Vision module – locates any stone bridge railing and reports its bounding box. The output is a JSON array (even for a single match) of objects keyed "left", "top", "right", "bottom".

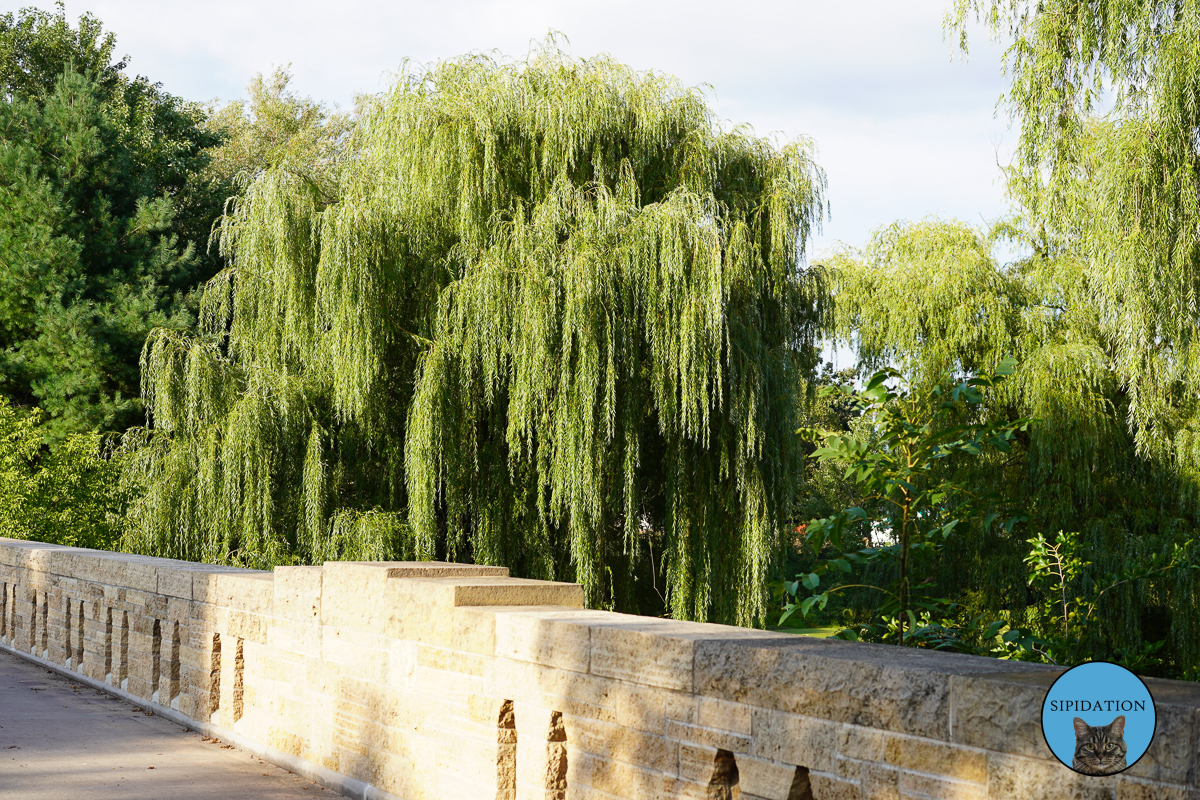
[{"left": 0, "top": 538, "right": 1196, "bottom": 799}]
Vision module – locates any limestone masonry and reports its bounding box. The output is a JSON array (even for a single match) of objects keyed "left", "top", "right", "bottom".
[{"left": 1, "top": 538, "right": 1196, "bottom": 799}]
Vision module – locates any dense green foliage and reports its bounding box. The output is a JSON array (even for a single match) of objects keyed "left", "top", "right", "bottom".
[
  {"left": 127, "top": 43, "right": 828, "bottom": 625},
  {"left": 950, "top": 0, "right": 1200, "bottom": 466},
  {"left": 0, "top": 5, "right": 226, "bottom": 437},
  {"left": 808, "top": 219, "right": 1200, "bottom": 675},
  {"left": 201, "top": 67, "right": 355, "bottom": 199},
  {"left": 0, "top": 399, "right": 125, "bottom": 548},
  {"left": 783, "top": 363, "right": 1028, "bottom": 650}
]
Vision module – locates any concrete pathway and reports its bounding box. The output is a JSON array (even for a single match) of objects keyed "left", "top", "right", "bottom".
[{"left": 0, "top": 650, "right": 344, "bottom": 799}]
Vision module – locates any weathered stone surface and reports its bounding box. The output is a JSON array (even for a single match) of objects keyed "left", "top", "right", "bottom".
[
  {"left": 697, "top": 638, "right": 962, "bottom": 739},
  {"left": 751, "top": 709, "right": 838, "bottom": 772},
  {"left": 493, "top": 608, "right": 608, "bottom": 672},
  {"left": 732, "top": 755, "right": 798, "bottom": 799},
  {"left": 898, "top": 770, "right": 986, "bottom": 800},
  {"left": 1125, "top": 685, "right": 1200, "bottom": 786},
  {"left": 810, "top": 771, "right": 860, "bottom": 800},
  {"left": 987, "top": 752, "right": 1118, "bottom": 800},
  {"left": 862, "top": 763, "right": 900, "bottom": 800},
  {"left": 1114, "top": 776, "right": 1193, "bottom": 800},
  {"left": 272, "top": 565, "right": 323, "bottom": 623},
  {"left": 449, "top": 577, "right": 584, "bottom": 608},
  {"left": 590, "top": 618, "right": 698, "bottom": 692},
  {"left": 156, "top": 566, "right": 196, "bottom": 600},
  {"left": 949, "top": 670, "right": 1061, "bottom": 760},
  {"left": 882, "top": 733, "right": 986, "bottom": 783},
  {"left": 699, "top": 696, "right": 753, "bottom": 735},
  {"left": 838, "top": 723, "right": 884, "bottom": 761}
]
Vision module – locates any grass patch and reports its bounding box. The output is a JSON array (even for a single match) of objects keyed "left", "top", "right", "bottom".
[{"left": 771, "top": 626, "right": 841, "bottom": 638}]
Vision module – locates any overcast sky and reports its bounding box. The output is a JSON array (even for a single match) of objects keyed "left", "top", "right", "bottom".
[{"left": 18, "top": 0, "right": 1015, "bottom": 263}]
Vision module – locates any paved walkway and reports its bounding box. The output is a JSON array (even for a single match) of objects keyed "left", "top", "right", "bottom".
[{"left": 0, "top": 650, "right": 343, "bottom": 799}]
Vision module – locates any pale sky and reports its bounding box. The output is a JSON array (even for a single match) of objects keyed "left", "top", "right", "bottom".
[{"left": 15, "top": 0, "right": 1015, "bottom": 265}]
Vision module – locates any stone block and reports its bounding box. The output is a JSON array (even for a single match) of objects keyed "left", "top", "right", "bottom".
[
  {"left": 449, "top": 577, "right": 583, "bottom": 608},
  {"left": 883, "top": 734, "right": 986, "bottom": 783},
  {"left": 267, "top": 726, "right": 305, "bottom": 758},
  {"left": 987, "top": 752, "right": 1117, "bottom": 800},
  {"left": 188, "top": 566, "right": 246, "bottom": 605},
  {"left": 145, "top": 594, "right": 168, "bottom": 618},
  {"left": 1125, "top": 695, "right": 1197, "bottom": 785},
  {"left": 838, "top": 723, "right": 884, "bottom": 761},
  {"left": 665, "top": 693, "right": 699, "bottom": 726},
  {"left": 273, "top": 565, "right": 323, "bottom": 622},
  {"left": 320, "top": 562, "right": 513, "bottom": 634},
  {"left": 121, "top": 559, "right": 160, "bottom": 594},
  {"left": 737, "top": 756, "right": 803, "bottom": 799},
  {"left": 494, "top": 608, "right": 609, "bottom": 672},
  {"left": 62, "top": 553, "right": 105, "bottom": 586},
  {"left": 385, "top": 640, "right": 419, "bottom": 688},
  {"left": 417, "top": 644, "right": 487, "bottom": 677},
  {"left": 835, "top": 755, "right": 863, "bottom": 781},
  {"left": 950, "top": 671, "right": 1060, "bottom": 759},
  {"left": 677, "top": 742, "right": 719, "bottom": 785},
  {"left": 125, "top": 676, "right": 151, "bottom": 700},
  {"left": 750, "top": 709, "right": 838, "bottom": 772},
  {"left": 371, "top": 750, "right": 419, "bottom": 799},
  {"left": 1115, "top": 776, "right": 1193, "bottom": 800},
  {"left": 696, "top": 637, "right": 1051, "bottom": 741},
  {"left": 571, "top": 749, "right": 642, "bottom": 797},
  {"left": 810, "top": 771, "right": 860, "bottom": 800},
  {"left": 267, "top": 617, "right": 321, "bottom": 657},
  {"left": 590, "top": 618, "right": 699, "bottom": 692},
  {"left": 166, "top": 596, "right": 191, "bottom": 623},
  {"left": 491, "top": 658, "right": 672, "bottom": 736},
  {"left": 566, "top": 715, "right": 677, "bottom": 772},
  {"left": 450, "top": 605, "right": 497, "bottom": 655},
  {"left": 156, "top": 566, "right": 196, "bottom": 600},
  {"left": 665, "top": 719, "right": 751, "bottom": 753},
  {"left": 209, "top": 571, "right": 274, "bottom": 613},
  {"left": 333, "top": 560, "right": 509, "bottom": 579},
  {"left": 698, "top": 696, "right": 753, "bottom": 736},
  {"left": 899, "top": 771, "right": 985, "bottom": 800},
  {"left": 321, "top": 564, "right": 412, "bottom": 636},
  {"left": 321, "top": 627, "right": 391, "bottom": 682},
  {"left": 225, "top": 609, "right": 268, "bottom": 644}
]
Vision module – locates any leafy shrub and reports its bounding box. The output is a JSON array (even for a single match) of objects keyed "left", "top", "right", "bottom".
[{"left": 0, "top": 399, "right": 125, "bottom": 549}]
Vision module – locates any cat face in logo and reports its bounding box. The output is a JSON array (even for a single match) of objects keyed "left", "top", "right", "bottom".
[{"left": 1072, "top": 715, "right": 1127, "bottom": 775}]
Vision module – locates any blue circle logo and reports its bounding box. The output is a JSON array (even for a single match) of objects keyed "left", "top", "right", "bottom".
[{"left": 1041, "top": 661, "right": 1156, "bottom": 775}]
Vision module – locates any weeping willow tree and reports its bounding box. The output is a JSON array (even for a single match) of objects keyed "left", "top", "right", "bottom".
[
  {"left": 909, "top": 0, "right": 1200, "bottom": 672},
  {"left": 823, "top": 218, "right": 1200, "bottom": 673},
  {"left": 124, "top": 42, "right": 827, "bottom": 626},
  {"left": 949, "top": 0, "right": 1200, "bottom": 468}
]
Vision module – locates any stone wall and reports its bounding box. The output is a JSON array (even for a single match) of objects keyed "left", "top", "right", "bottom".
[{"left": 0, "top": 537, "right": 1196, "bottom": 799}]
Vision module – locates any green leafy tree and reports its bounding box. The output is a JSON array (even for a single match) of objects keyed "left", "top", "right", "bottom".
[
  {"left": 0, "top": 398, "right": 125, "bottom": 549},
  {"left": 949, "top": 0, "right": 1200, "bottom": 468},
  {"left": 0, "top": 1, "right": 122, "bottom": 99},
  {"left": 781, "top": 362, "right": 1027, "bottom": 650},
  {"left": 822, "top": 218, "right": 1200, "bottom": 674},
  {"left": 128, "top": 42, "right": 828, "bottom": 625},
  {"left": 0, "top": 4, "right": 225, "bottom": 437},
  {"left": 1024, "top": 531, "right": 1198, "bottom": 671},
  {"left": 201, "top": 66, "right": 355, "bottom": 200}
]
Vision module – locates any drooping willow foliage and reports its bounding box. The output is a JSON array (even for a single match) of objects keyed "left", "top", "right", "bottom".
[
  {"left": 124, "top": 42, "right": 827, "bottom": 626},
  {"left": 824, "top": 218, "right": 1200, "bottom": 673},
  {"left": 950, "top": 0, "right": 1200, "bottom": 467},
  {"left": 929, "top": 0, "right": 1200, "bottom": 672}
]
